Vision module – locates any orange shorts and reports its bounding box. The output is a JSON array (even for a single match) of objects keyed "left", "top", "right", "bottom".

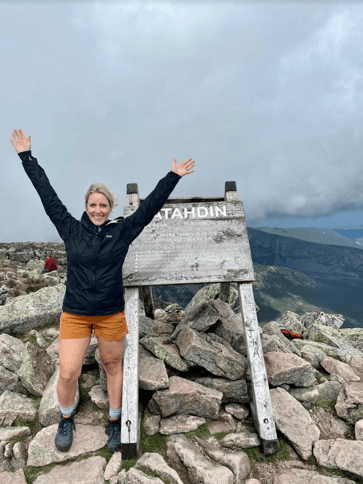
[{"left": 59, "top": 310, "right": 129, "bottom": 341}]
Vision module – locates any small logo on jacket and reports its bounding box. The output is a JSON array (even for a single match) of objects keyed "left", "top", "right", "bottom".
[{"left": 106, "top": 235, "right": 112, "bottom": 238}]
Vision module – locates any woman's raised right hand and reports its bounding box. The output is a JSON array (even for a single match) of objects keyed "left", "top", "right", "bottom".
[{"left": 10, "top": 129, "right": 31, "bottom": 154}]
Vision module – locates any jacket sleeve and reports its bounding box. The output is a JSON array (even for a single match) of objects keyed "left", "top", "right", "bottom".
[
  {"left": 18, "top": 151, "right": 75, "bottom": 243},
  {"left": 122, "top": 170, "right": 181, "bottom": 247}
]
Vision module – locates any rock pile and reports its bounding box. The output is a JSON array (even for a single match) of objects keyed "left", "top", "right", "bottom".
[{"left": 0, "top": 244, "right": 363, "bottom": 483}]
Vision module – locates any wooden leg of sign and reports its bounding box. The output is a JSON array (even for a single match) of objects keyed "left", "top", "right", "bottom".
[
  {"left": 220, "top": 282, "right": 230, "bottom": 304},
  {"left": 140, "top": 285, "right": 154, "bottom": 319},
  {"left": 121, "top": 287, "right": 140, "bottom": 459},
  {"left": 238, "top": 283, "right": 279, "bottom": 456}
]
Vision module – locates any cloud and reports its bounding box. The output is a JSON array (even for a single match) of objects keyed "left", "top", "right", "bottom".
[{"left": 71, "top": 2, "right": 239, "bottom": 64}]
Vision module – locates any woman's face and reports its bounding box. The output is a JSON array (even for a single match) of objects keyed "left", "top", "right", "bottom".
[{"left": 87, "top": 192, "right": 112, "bottom": 226}]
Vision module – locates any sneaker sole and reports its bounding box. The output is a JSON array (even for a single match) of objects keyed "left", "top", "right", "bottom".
[
  {"left": 107, "top": 443, "right": 121, "bottom": 453},
  {"left": 55, "top": 441, "right": 73, "bottom": 452}
]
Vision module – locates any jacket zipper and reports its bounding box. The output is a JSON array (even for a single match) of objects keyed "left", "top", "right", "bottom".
[{"left": 93, "top": 231, "right": 98, "bottom": 314}]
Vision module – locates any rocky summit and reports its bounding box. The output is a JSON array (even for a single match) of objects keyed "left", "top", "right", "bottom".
[{"left": 1, "top": 242, "right": 363, "bottom": 483}]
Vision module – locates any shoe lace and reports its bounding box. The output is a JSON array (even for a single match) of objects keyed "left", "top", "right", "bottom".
[
  {"left": 59, "top": 417, "right": 75, "bottom": 435},
  {"left": 109, "top": 419, "right": 120, "bottom": 439}
]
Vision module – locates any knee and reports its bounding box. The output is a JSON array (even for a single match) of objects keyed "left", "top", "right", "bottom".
[
  {"left": 102, "top": 358, "right": 122, "bottom": 375},
  {"left": 59, "top": 368, "right": 80, "bottom": 384}
]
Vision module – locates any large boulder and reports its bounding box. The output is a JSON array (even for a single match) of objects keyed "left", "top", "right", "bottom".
[
  {"left": 148, "top": 376, "right": 223, "bottom": 419},
  {"left": 314, "top": 439, "right": 363, "bottom": 480},
  {"left": 270, "top": 387, "right": 320, "bottom": 460},
  {"left": 176, "top": 328, "right": 247, "bottom": 381},
  {"left": 0, "top": 285, "right": 65, "bottom": 335},
  {"left": 264, "top": 352, "right": 316, "bottom": 387}
]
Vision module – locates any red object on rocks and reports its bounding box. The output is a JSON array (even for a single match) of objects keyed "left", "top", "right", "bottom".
[
  {"left": 281, "top": 329, "right": 304, "bottom": 340},
  {"left": 44, "top": 257, "right": 57, "bottom": 272}
]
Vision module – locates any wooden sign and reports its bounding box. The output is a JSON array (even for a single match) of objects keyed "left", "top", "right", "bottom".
[
  {"left": 122, "top": 201, "right": 254, "bottom": 286},
  {"left": 120, "top": 182, "right": 279, "bottom": 460}
]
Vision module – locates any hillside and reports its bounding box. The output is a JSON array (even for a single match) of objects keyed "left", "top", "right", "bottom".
[{"left": 256, "top": 227, "right": 363, "bottom": 249}]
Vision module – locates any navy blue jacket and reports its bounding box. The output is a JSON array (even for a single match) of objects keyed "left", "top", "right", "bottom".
[{"left": 18, "top": 150, "right": 181, "bottom": 316}]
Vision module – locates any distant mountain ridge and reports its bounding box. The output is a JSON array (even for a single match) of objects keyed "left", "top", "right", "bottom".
[
  {"left": 247, "top": 227, "right": 363, "bottom": 328},
  {"left": 255, "top": 227, "right": 363, "bottom": 249}
]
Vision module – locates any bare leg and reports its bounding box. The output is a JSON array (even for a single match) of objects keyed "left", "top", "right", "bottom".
[
  {"left": 97, "top": 337, "right": 125, "bottom": 420},
  {"left": 57, "top": 336, "right": 91, "bottom": 417}
]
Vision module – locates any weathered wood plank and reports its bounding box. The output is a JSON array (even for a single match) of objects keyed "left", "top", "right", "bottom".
[
  {"left": 123, "top": 201, "right": 254, "bottom": 286},
  {"left": 238, "top": 282, "right": 279, "bottom": 456},
  {"left": 121, "top": 287, "right": 140, "bottom": 459}
]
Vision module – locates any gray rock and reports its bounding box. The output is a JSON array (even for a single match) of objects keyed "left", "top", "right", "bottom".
[
  {"left": 190, "top": 376, "right": 249, "bottom": 403},
  {"left": 139, "top": 314, "right": 176, "bottom": 339},
  {"left": 355, "top": 419, "right": 363, "bottom": 440},
  {"left": 140, "top": 336, "right": 191, "bottom": 372},
  {"left": 166, "top": 433, "right": 234, "bottom": 484},
  {"left": 321, "top": 357, "right": 360, "bottom": 383},
  {"left": 264, "top": 352, "right": 316, "bottom": 387},
  {"left": 300, "top": 345, "right": 328, "bottom": 370},
  {"left": 307, "top": 324, "right": 343, "bottom": 348},
  {"left": 95, "top": 347, "right": 107, "bottom": 392},
  {"left": 339, "top": 328, "right": 363, "bottom": 353},
  {"left": 224, "top": 403, "right": 249, "bottom": 420},
  {"left": 219, "top": 429, "right": 260, "bottom": 449},
  {"left": 292, "top": 339, "right": 344, "bottom": 358},
  {"left": 311, "top": 407, "right": 349, "bottom": 440},
  {"left": 0, "top": 334, "right": 26, "bottom": 373},
  {"left": 270, "top": 387, "right": 320, "bottom": 460},
  {"left": 134, "top": 452, "right": 183, "bottom": 484},
  {"left": 263, "top": 321, "right": 301, "bottom": 357},
  {"left": 207, "top": 417, "right": 236, "bottom": 435},
  {"left": 317, "top": 380, "right": 343, "bottom": 404},
  {"left": 335, "top": 381, "right": 363, "bottom": 424},
  {"left": 213, "top": 311, "right": 248, "bottom": 356},
  {"left": 176, "top": 328, "right": 247, "bottom": 380},
  {"left": 139, "top": 355, "right": 169, "bottom": 391},
  {"left": 11, "top": 442, "right": 27, "bottom": 471},
  {"left": 277, "top": 311, "right": 306, "bottom": 337},
  {"left": 0, "top": 284, "right": 66, "bottom": 335},
  {"left": 0, "top": 365, "right": 22, "bottom": 394},
  {"left": 159, "top": 414, "right": 206, "bottom": 435},
  {"left": 142, "top": 408, "right": 161, "bottom": 436},
  {"left": 0, "top": 468, "right": 27, "bottom": 484},
  {"left": 0, "top": 390, "right": 37, "bottom": 426},
  {"left": 148, "top": 376, "right": 222, "bottom": 419},
  {"left": 171, "top": 301, "right": 221, "bottom": 339},
  {"left": 33, "top": 455, "right": 107, "bottom": 484},
  {"left": 83, "top": 335, "right": 99, "bottom": 365},
  {"left": 184, "top": 283, "right": 238, "bottom": 312},
  {"left": 104, "top": 452, "right": 122, "bottom": 482},
  {"left": 289, "top": 386, "right": 319, "bottom": 409},
  {"left": 27, "top": 424, "right": 108, "bottom": 467},
  {"left": 124, "top": 467, "right": 165, "bottom": 483},
  {"left": 262, "top": 334, "right": 298, "bottom": 356},
  {"left": 314, "top": 439, "right": 363, "bottom": 480},
  {"left": 301, "top": 312, "right": 345, "bottom": 330},
  {"left": 194, "top": 435, "right": 251, "bottom": 482},
  {"left": 89, "top": 385, "right": 109, "bottom": 409},
  {"left": 0, "top": 427, "right": 31, "bottom": 442},
  {"left": 17, "top": 342, "right": 55, "bottom": 398}
]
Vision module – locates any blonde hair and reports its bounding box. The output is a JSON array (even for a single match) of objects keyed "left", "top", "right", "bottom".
[{"left": 85, "top": 183, "right": 119, "bottom": 216}]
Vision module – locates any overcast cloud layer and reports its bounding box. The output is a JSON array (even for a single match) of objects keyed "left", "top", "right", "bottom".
[{"left": 2, "top": 1, "right": 363, "bottom": 243}]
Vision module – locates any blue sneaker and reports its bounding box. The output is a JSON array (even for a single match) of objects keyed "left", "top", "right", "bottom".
[
  {"left": 108, "top": 415, "right": 121, "bottom": 453},
  {"left": 55, "top": 412, "right": 76, "bottom": 452}
]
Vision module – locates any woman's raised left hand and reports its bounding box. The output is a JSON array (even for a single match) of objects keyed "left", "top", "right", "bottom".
[{"left": 171, "top": 158, "right": 195, "bottom": 177}]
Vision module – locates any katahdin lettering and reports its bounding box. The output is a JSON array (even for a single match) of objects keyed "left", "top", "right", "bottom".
[{"left": 154, "top": 205, "right": 227, "bottom": 219}]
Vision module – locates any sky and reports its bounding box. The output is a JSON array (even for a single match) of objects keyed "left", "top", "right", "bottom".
[{"left": 2, "top": 0, "right": 363, "bottom": 243}]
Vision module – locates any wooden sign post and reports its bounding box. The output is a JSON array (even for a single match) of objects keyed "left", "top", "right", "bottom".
[{"left": 121, "top": 180, "right": 279, "bottom": 459}]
